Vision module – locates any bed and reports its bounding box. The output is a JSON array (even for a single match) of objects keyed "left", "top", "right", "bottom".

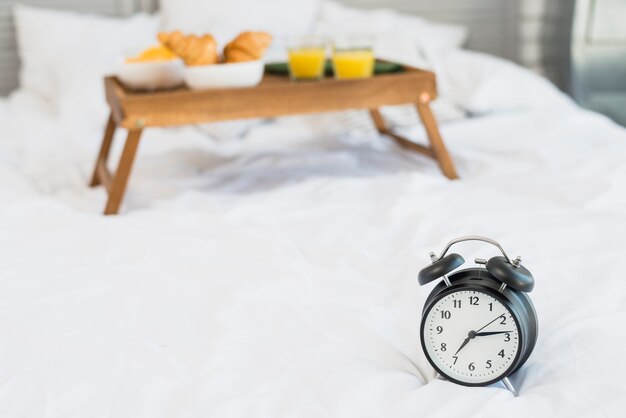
[{"left": 1, "top": 1, "right": 625, "bottom": 417}]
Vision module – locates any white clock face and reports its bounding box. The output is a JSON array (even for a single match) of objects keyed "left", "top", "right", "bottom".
[{"left": 422, "top": 289, "right": 520, "bottom": 384}]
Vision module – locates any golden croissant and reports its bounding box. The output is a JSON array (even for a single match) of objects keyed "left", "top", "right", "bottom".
[
  {"left": 224, "top": 32, "right": 273, "bottom": 63},
  {"left": 158, "top": 31, "right": 218, "bottom": 66}
]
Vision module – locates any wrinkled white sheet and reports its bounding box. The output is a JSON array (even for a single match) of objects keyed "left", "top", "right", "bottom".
[{"left": 1, "top": 80, "right": 626, "bottom": 418}]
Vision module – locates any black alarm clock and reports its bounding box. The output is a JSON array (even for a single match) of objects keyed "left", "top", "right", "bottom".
[{"left": 417, "top": 236, "right": 537, "bottom": 396}]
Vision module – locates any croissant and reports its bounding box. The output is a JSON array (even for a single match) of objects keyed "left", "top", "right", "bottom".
[
  {"left": 158, "top": 31, "right": 218, "bottom": 66},
  {"left": 224, "top": 31, "right": 273, "bottom": 63}
]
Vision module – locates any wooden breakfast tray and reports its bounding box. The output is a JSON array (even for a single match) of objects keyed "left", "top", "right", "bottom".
[{"left": 91, "top": 62, "right": 458, "bottom": 214}]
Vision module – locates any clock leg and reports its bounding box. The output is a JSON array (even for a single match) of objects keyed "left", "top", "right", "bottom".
[{"left": 502, "top": 376, "right": 518, "bottom": 397}]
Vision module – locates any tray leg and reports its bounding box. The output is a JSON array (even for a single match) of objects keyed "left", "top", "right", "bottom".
[
  {"left": 369, "top": 109, "right": 435, "bottom": 158},
  {"left": 415, "top": 94, "right": 459, "bottom": 180},
  {"left": 370, "top": 100, "right": 458, "bottom": 179},
  {"left": 90, "top": 113, "right": 116, "bottom": 187},
  {"left": 104, "top": 129, "right": 143, "bottom": 215}
]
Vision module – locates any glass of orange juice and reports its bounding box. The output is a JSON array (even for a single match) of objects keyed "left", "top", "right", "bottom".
[
  {"left": 331, "top": 36, "right": 375, "bottom": 80},
  {"left": 287, "top": 36, "right": 327, "bottom": 81}
]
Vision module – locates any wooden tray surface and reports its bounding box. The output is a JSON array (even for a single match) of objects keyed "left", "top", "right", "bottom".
[{"left": 106, "top": 63, "right": 437, "bottom": 129}]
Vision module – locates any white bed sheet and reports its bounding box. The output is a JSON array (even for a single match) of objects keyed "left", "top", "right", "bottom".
[{"left": 1, "top": 66, "right": 626, "bottom": 417}]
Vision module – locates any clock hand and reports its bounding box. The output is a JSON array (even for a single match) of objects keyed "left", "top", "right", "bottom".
[
  {"left": 475, "top": 330, "right": 513, "bottom": 337},
  {"left": 475, "top": 314, "right": 506, "bottom": 333},
  {"left": 454, "top": 330, "right": 477, "bottom": 356},
  {"left": 451, "top": 316, "right": 509, "bottom": 357}
]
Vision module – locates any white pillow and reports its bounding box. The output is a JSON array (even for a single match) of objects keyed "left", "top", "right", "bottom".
[
  {"left": 314, "top": 1, "right": 468, "bottom": 66},
  {"left": 13, "top": 4, "right": 159, "bottom": 105},
  {"left": 160, "top": 0, "right": 321, "bottom": 48},
  {"left": 431, "top": 49, "right": 574, "bottom": 114}
]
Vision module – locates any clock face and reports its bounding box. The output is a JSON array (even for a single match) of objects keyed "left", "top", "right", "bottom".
[{"left": 422, "top": 289, "right": 521, "bottom": 385}]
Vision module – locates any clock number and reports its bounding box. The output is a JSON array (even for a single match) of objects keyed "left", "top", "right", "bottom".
[
  {"left": 441, "top": 310, "right": 451, "bottom": 319},
  {"left": 499, "top": 316, "right": 507, "bottom": 325},
  {"left": 452, "top": 356, "right": 458, "bottom": 365},
  {"left": 468, "top": 362, "right": 475, "bottom": 371},
  {"left": 441, "top": 343, "right": 447, "bottom": 351},
  {"left": 486, "top": 360, "right": 492, "bottom": 369},
  {"left": 498, "top": 349, "right": 505, "bottom": 358},
  {"left": 436, "top": 326, "right": 443, "bottom": 334},
  {"left": 469, "top": 296, "right": 479, "bottom": 306},
  {"left": 453, "top": 300, "right": 461, "bottom": 309},
  {"left": 488, "top": 302, "right": 493, "bottom": 312},
  {"left": 504, "top": 333, "right": 511, "bottom": 342}
]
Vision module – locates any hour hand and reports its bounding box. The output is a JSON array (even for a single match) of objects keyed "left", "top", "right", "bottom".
[
  {"left": 454, "top": 334, "right": 473, "bottom": 356},
  {"left": 475, "top": 330, "right": 513, "bottom": 337}
]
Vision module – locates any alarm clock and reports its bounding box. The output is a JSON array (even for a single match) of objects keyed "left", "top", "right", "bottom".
[{"left": 417, "top": 236, "right": 537, "bottom": 396}]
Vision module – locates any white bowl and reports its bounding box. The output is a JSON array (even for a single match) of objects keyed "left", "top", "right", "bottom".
[
  {"left": 117, "top": 59, "right": 184, "bottom": 90},
  {"left": 184, "top": 60, "right": 264, "bottom": 90}
]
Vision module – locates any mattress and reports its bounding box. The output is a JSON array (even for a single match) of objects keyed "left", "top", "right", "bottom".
[{"left": 0, "top": 52, "right": 625, "bottom": 417}]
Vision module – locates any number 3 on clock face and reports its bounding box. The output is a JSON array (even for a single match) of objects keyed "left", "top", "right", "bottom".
[{"left": 421, "top": 289, "right": 521, "bottom": 386}]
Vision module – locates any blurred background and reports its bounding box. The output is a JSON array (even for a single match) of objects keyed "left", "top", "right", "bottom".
[{"left": 0, "top": 0, "right": 624, "bottom": 125}]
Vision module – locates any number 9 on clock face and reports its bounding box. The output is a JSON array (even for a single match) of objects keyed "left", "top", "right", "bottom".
[{"left": 421, "top": 289, "right": 521, "bottom": 385}]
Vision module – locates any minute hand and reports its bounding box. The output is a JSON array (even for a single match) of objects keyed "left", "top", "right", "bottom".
[
  {"left": 475, "top": 314, "right": 506, "bottom": 333},
  {"left": 475, "top": 330, "right": 513, "bottom": 337}
]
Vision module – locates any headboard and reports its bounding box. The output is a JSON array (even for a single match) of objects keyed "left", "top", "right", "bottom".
[
  {"left": 0, "top": 0, "right": 521, "bottom": 96},
  {"left": 343, "top": 0, "right": 521, "bottom": 62}
]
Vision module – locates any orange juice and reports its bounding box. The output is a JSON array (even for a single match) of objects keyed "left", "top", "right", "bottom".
[
  {"left": 332, "top": 50, "right": 374, "bottom": 79},
  {"left": 288, "top": 48, "right": 326, "bottom": 80}
]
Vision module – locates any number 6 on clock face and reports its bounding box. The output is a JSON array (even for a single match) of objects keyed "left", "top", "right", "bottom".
[{"left": 422, "top": 289, "right": 521, "bottom": 385}]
